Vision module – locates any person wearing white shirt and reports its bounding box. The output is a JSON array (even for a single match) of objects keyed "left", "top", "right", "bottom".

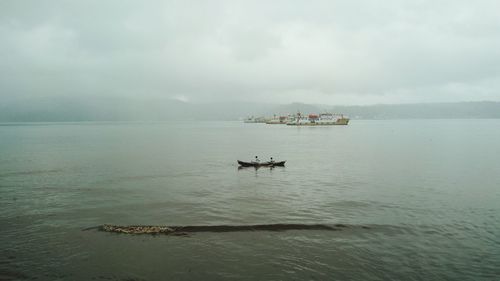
[{"left": 252, "top": 156, "right": 260, "bottom": 164}]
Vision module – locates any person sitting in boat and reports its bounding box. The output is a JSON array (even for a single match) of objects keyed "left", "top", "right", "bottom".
[
  {"left": 269, "top": 157, "right": 275, "bottom": 164},
  {"left": 252, "top": 156, "right": 260, "bottom": 164}
]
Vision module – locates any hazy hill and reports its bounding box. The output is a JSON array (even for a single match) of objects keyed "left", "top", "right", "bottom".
[
  {"left": 274, "top": 102, "right": 500, "bottom": 119},
  {"left": 1, "top": 98, "right": 499, "bottom": 121}
]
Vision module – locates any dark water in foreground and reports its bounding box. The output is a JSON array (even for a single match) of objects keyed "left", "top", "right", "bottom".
[{"left": 1, "top": 120, "right": 499, "bottom": 280}]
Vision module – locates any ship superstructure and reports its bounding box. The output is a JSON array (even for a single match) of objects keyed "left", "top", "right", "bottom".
[
  {"left": 266, "top": 115, "right": 292, "bottom": 124},
  {"left": 287, "top": 112, "right": 349, "bottom": 126}
]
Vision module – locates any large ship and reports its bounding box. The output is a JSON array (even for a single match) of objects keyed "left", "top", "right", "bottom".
[
  {"left": 266, "top": 115, "right": 291, "bottom": 124},
  {"left": 243, "top": 116, "right": 269, "bottom": 123},
  {"left": 287, "top": 113, "right": 349, "bottom": 126}
]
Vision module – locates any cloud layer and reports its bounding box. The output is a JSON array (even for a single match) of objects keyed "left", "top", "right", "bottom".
[{"left": 2, "top": 0, "right": 500, "bottom": 104}]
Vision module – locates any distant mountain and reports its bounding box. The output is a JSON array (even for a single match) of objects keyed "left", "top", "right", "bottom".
[
  {"left": 269, "top": 101, "right": 500, "bottom": 119},
  {"left": 0, "top": 98, "right": 499, "bottom": 122}
]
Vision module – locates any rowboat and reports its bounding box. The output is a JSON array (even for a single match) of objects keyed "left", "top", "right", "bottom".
[{"left": 237, "top": 160, "right": 286, "bottom": 167}]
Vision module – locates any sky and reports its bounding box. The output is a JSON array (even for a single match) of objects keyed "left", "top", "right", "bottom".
[{"left": 1, "top": 0, "right": 500, "bottom": 105}]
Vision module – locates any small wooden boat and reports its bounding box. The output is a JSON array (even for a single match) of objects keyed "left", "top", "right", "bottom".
[{"left": 237, "top": 160, "right": 286, "bottom": 167}]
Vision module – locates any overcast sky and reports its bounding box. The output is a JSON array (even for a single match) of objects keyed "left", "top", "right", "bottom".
[{"left": 1, "top": 0, "right": 500, "bottom": 105}]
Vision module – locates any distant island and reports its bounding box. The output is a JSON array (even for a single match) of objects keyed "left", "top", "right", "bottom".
[{"left": 1, "top": 98, "right": 499, "bottom": 122}]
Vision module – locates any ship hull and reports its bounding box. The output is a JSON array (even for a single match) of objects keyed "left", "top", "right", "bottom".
[{"left": 237, "top": 160, "right": 286, "bottom": 167}]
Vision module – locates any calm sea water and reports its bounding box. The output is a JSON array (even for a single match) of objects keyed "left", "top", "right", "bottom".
[{"left": 1, "top": 120, "right": 499, "bottom": 280}]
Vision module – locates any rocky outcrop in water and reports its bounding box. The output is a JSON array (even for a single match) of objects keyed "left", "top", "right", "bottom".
[
  {"left": 97, "top": 223, "right": 358, "bottom": 235},
  {"left": 101, "top": 224, "right": 175, "bottom": 234}
]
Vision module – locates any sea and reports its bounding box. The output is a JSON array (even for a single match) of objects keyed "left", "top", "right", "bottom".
[{"left": 0, "top": 120, "right": 499, "bottom": 280}]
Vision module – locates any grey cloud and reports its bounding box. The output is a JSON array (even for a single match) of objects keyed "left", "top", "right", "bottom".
[{"left": 1, "top": 0, "right": 500, "bottom": 105}]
